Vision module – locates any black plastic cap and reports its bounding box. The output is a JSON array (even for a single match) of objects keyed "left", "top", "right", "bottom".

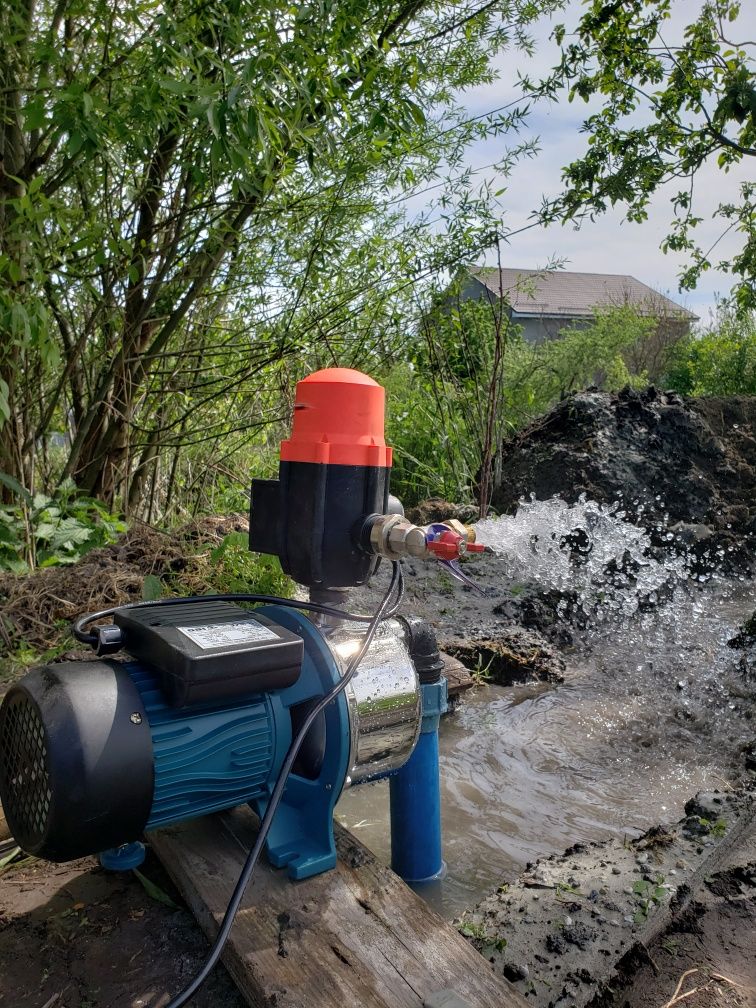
[
  {"left": 402, "top": 617, "right": 445, "bottom": 684},
  {"left": 94, "top": 624, "right": 123, "bottom": 655},
  {"left": 0, "top": 660, "right": 154, "bottom": 862}
]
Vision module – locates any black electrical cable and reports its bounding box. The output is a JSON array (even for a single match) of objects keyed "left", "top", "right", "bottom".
[
  {"left": 162, "top": 560, "right": 403, "bottom": 1008},
  {"left": 73, "top": 587, "right": 403, "bottom": 647}
]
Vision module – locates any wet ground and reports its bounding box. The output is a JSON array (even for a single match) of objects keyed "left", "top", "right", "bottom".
[
  {"left": 340, "top": 500, "right": 755, "bottom": 917},
  {"left": 1, "top": 496, "right": 754, "bottom": 1006},
  {"left": 454, "top": 787, "right": 755, "bottom": 1008}
]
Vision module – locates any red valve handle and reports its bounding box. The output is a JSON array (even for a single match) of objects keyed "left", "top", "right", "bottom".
[{"left": 426, "top": 529, "right": 475, "bottom": 561}]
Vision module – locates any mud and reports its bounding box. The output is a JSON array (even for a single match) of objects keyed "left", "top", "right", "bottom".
[
  {"left": 456, "top": 789, "right": 756, "bottom": 1008},
  {"left": 490, "top": 388, "right": 756, "bottom": 574},
  {"left": 358, "top": 552, "right": 568, "bottom": 685}
]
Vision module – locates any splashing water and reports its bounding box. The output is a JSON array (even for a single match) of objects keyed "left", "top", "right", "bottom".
[
  {"left": 338, "top": 495, "right": 754, "bottom": 916},
  {"left": 475, "top": 495, "right": 692, "bottom": 622}
]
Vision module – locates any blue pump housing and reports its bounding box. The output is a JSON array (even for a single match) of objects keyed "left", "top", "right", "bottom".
[{"left": 126, "top": 606, "right": 353, "bottom": 880}]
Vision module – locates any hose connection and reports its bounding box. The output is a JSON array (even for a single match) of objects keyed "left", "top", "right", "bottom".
[
  {"left": 364, "top": 514, "right": 484, "bottom": 562},
  {"left": 361, "top": 514, "right": 486, "bottom": 596}
]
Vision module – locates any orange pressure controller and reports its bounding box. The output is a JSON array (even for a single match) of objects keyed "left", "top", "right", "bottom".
[{"left": 249, "top": 368, "right": 481, "bottom": 590}]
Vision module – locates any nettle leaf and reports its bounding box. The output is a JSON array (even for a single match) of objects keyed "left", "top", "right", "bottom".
[
  {"left": 33, "top": 521, "right": 58, "bottom": 540},
  {"left": 36, "top": 518, "right": 92, "bottom": 550}
]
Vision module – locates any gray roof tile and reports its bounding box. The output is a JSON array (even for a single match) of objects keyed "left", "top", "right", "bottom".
[{"left": 468, "top": 267, "right": 697, "bottom": 320}]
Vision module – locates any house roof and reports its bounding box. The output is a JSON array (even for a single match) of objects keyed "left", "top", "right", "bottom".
[{"left": 468, "top": 267, "right": 698, "bottom": 320}]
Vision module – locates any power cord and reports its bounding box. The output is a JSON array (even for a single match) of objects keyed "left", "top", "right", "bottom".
[
  {"left": 161, "top": 560, "right": 403, "bottom": 1008},
  {"left": 73, "top": 585, "right": 403, "bottom": 646}
]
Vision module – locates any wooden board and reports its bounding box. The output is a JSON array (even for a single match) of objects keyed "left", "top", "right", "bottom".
[
  {"left": 151, "top": 807, "right": 527, "bottom": 1008},
  {"left": 440, "top": 653, "right": 475, "bottom": 699}
]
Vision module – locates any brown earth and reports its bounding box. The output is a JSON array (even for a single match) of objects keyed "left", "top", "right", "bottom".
[
  {"left": 0, "top": 515, "right": 249, "bottom": 680},
  {"left": 610, "top": 831, "right": 756, "bottom": 1008},
  {"left": 457, "top": 789, "right": 756, "bottom": 1008},
  {"left": 616, "top": 899, "right": 756, "bottom": 1008},
  {"left": 0, "top": 843, "right": 244, "bottom": 1008}
]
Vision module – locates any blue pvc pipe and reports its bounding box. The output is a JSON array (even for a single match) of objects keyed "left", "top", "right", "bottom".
[{"left": 389, "top": 679, "right": 447, "bottom": 883}]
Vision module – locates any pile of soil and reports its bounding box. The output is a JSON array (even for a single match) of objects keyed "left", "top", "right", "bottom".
[
  {"left": 0, "top": 515, "right": 248, "bottom": 677},
  {"left": 491, "top": 388, "right": 756, "bottom": 573}
]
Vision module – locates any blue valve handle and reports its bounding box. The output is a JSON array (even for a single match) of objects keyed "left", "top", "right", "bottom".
[{"left": 436, "top": 558, "right": 488, "bottom": 596}]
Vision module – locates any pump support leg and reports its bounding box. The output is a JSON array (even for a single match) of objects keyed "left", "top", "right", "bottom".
[
  {"left": 99, "top": 841, "right": 146, "bottom": 871},
  {"left": 389, "top": 678, "right": 447, "bottom": 883}
]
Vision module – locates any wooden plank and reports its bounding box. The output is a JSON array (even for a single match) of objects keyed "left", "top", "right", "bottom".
[
  {"left": 151, "top": 807, "right": 527, "bottom": 1008},
  {"left": 440, "top": 653, "right": 475, "bottom": 700}
]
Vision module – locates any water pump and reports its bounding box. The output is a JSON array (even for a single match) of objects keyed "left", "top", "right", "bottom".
[{"left": 0, "top": 368, "right": 481, "bottom": 885}]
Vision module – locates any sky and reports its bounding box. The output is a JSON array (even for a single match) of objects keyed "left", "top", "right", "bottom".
[{"left": 454, "top": 1, "right": 756, "bottom": 324}]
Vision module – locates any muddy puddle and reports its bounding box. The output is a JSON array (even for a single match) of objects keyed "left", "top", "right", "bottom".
[{"left": 337, "top": 498, "right": 755, "bottom": 917}]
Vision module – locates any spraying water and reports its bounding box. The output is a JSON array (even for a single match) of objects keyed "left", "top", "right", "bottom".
[{"left": 338, "top": 496, "right": 754, "bottom": 916}]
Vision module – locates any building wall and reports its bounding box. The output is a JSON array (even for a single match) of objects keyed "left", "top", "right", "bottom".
[{"left": 513, "top": 315, "right": 590, "bottom": 345}]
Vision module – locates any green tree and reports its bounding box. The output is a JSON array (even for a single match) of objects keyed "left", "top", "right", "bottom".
[
  {"left": 533, "top": 305, "right": 656, "bottom": 400},
  {"left": 0, "top": 0, "right": 561, "bottom": 513},
  {"left": 529, "top": 0, "right": 756, "bottom": 308},
  {"left": 665, "top": 302, "right": 756, "bottom": 394},
  {"left": 410, "top": 288, "right": 520, "bottom": 515}
]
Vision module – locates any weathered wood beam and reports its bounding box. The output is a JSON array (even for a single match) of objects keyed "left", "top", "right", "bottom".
[{"left": 151, "top": 807, "right": 527, "bottom": 1008}]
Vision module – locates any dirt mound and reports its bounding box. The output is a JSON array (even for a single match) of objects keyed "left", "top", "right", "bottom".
[
  {"left": 491, "top": 387, "right": 756, "bottom": 572},
  {"left": 444, "top": 626, "right": 565, "bottom": 685},
  {"left": 0, "top": 515, "right": 248, "bottom": 669},
  {"left": 405, "top": 498, "right": 479, "bottom": 525}
]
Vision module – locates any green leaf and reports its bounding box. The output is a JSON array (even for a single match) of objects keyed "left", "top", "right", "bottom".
[
  {"left": 23, "top": 99, "right": 46, "bottom": 131},
  {"left": 0, "top": 472, "right": 32, "bottom": 505},
  {"left": 133, "top": 869, "right": 179, "bottom": 908},
  {"left": 207, "top": 102, "right": 221, "bottom": 139},
  {"left": 0, "top": 378, "right": 9, "bottom": 425},
  {"left": 31, "top": 493, "right": 53, "bottom": 510},
  {"left": 142, "top": 574, "right": 164, "bottom": 601},
  {"left": 210, "top": 531, "right": 248, "bottom": 562},
  {"left": 66, "top": 131, "right": 86, "bottom": 156}
]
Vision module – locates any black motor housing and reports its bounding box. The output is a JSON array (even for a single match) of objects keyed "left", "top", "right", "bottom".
[{"left": 0, "top": 661, "right": 154, "bottom": 861}]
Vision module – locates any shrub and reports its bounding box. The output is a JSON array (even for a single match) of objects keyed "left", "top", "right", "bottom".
[
  {"left": 665, "top": 305, "right": 756, "bottom": 396},
  {"left": 0, "top": 476, "right": 126, "bottom": 573}
]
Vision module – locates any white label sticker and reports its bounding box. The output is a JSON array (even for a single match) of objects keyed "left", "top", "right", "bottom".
[{"left": 177, "top": 620, "right": 278, "bottom": 650}]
